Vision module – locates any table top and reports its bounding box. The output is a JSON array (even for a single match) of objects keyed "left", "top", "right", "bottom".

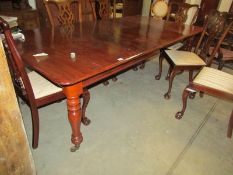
[{"left": 16, "top": 16, "right": 202, "bottom": 86}]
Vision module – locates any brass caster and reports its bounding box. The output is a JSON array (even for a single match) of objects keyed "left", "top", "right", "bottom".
[
  {"left": 133, "top": 67, "right": 138, "bottom": 71},
  {"left": 112, "top": 76, "right": 118, "bottom": 82},
  {"left": 81, "top": 117, "right": 91, "bottom": 126},
  {"left": 70, "top": 144, "right": 80, "bottom": 152},
  {"left": 155, "top": 75, "right": 161, "bottom": 80},
  {"left": 175, "top": 112, "right": 183, "bottom": 119},
  {"left": 103, "top": 81, "right": 109, "bottom": 86},
  {"left": 164, "top": 93, "right": 171, "bottom": 100}
]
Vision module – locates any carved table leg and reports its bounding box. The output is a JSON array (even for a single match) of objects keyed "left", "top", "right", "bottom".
[
  {"left": 81, "top": 89, "right": 91, "bottom": 126},
  {"left": 63, "top": 84, "right": 83, "bottom": 152}
]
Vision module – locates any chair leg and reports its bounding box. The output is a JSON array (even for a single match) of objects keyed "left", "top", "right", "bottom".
[
  {"left": 81, "top": 89, "right": 91, "bottom": 126},
  {"left": 175, "top": 87, "right": 190, "bottom": 119},
  {"left": 155, "top": 54, "right": 164, "bottom": 80},
  {"left": 189, "top": 70, "right": 194, "bottom": 82},
  {"left": 164, "top": 69, "right": 178, "bottom": 99},
  {"left": 218, "top": 60, "right": 224, "bottom": 70},
  {"left": 112, "top": 76, "right": 118, "bottom": 82},
  {"left": 139, "top": 61, "right": 145, "bottom": 69},
  {"left": 31, "top": 107, "right": 39, "bottom": 149},
  {"left": 165, "top": 66, "right": 172, "bottom": 80},
  {"left": 227, "top": 110, "right": 233, "bottom": 138}
]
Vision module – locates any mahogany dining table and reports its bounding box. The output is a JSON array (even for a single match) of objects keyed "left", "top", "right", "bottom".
[{"left": 16, "top": 16, "right": 202, "bottom": 151}]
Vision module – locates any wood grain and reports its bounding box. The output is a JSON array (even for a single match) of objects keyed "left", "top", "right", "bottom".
[{"left": 0, "top": 41, "right": 36, "bottom": 175}]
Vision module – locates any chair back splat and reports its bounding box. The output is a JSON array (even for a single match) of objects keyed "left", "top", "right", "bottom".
[
  {"left": 44, "top": 0, "right": 83, "bottom": 27},
  {"left": 166, "top": 1, "right": 199, "bottom": 25},
  {"left": 194, "top": 10, "right": 232, "bottom": 66}
]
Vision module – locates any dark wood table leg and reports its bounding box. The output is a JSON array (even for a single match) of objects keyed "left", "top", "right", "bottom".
[{"left": 63, "top": 83, "right": 83, "bottom": 152}]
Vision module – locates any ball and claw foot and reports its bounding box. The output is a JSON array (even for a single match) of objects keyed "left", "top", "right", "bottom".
[
  {"left": 175, "top": 112, "right": 184, "bottom": 119},
  {"left": 81, "top": 117, "right": 91, "bottom": 126},
  {"left": 155, "top": 75, "right": 161, "bottom": 80},
  {"left": 164, "top": 92, "right": 171, "bottom": 100},
  {"left": 70, "top": 144, "right": 80, "bottom": 152}
]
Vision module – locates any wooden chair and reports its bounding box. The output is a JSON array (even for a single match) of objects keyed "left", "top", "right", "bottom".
[
  {"left": 175, "top": 66, "right": 233, "bottom": 138},
  {"left": 216, "top": 28, "right": 233, "bottom": 70},
  {"left": 166, "top": 2, "right": 199, "bottom": 25},
  {"left": 165, "top": 2, "right": 199, "bottom": 50},
  {"left": 0, "top": 17, "right": 90, "bottom": 149},
  {"left": 155, "top": 10, "right": 232, "bottom": 99},
  {"left": 44, "top": 0, "right": 83, "bottom": 27}
]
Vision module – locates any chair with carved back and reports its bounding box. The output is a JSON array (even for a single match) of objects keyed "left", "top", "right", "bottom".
[
  {"left": 166, "top": 2, "right": 199, "bottom": 25},
  {"left": 165, "top": 1, "right": 199, "bottom": 50},
  {"left": 44, "top": 0, "right": 83, "bottom": 27},
  {"left": 155, "top": 10, "right": 233, "bottom": 99},
  {"left": 175, "top": 66, "right": 233, "bottom": 138},
  {"left": 0, "top": 17, "right": 91, "bottom": 148},
  {"left": 215, "top": 26, "right": 233, "bottom": 70}
]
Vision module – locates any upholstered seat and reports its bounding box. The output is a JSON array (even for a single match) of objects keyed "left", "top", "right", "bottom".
[
  {"left": 165, "top": 50, "right": 206, "bottom": 66},
  {"left": 28, "top": 71, "right": 62, "bottom": 99},
  {"left": 193, "top": 67, "right": 233, "bottom": 94},
  {"left": 175, "top": 66, "right": 233, "bottom": 138}
]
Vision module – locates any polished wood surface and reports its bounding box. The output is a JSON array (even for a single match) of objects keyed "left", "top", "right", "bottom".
[
  {"left": 18, "top": 16, "right": 202, "bottom": 86},
  {"left": 16, "top": 16, "right": 202, "bottom": 150}
]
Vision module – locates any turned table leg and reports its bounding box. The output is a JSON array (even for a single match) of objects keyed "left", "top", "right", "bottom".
[{"left": 63, "top": 83, "right": 83, "bottom": 152}]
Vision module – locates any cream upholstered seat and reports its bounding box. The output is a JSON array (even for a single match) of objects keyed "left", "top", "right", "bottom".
[
  {"left": 175, "top": 66, "right": 233, "bottom": 138},
  {"left": 193, "top": 67, "right": 233, "bottom": 94},
  {"left": 28, "top": 71, "right": 62, "bottom": 99},
  {"left": 165, "top": 50, "right": 206, "bottom": 66}
]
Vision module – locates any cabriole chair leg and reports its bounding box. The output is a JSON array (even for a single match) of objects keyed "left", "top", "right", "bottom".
[
  {"left": 175, "top": 87, "right": 190, "bottom": 119},
  {"left": 155, "top": 54, "right": 164, "bottom": 80}
]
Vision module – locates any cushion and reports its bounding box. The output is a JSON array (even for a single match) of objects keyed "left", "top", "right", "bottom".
[
  {"left": 165, "top": 50, "right": 206, "bottom": 66},
  {"left": 193, "top": 67, "right": 233, "bottom": 95},
  {"left": 28, "top": 71, "right": 62, "bottom": 99},
  {"left": 151, "top": 1, "right": 168, "bottom": 18}
]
